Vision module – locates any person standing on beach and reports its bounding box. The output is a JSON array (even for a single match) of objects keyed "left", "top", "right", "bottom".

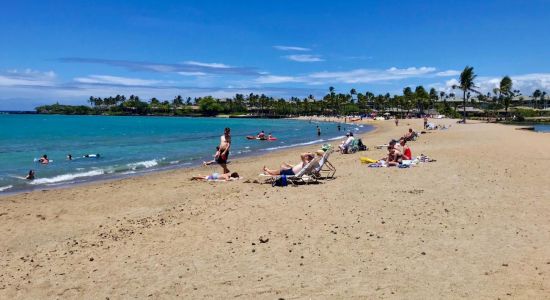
[
  {"left": 395, "top": 117, "right": 399, "bottom": 126},
  {"left": 216, "top": 127, "right": 231, "bottom": 174},
  {"left": 423, "top": 116, "right": 428, "bottom": 129},
  {"left": 317, "top": 126, "right": 321, "bottom": 136}
]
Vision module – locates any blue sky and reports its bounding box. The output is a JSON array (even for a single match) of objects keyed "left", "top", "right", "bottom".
[{"left": 1, "top": 0, "right": 549, "bottom": 109}]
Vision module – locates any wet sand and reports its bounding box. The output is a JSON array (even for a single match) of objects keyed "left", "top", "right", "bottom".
[{"left": 1, "top": 118, "right": 549, "bottom": 299}]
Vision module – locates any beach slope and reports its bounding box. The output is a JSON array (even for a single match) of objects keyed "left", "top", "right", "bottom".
[{"left": 1, "top": 119, "right": 549, "bottom": 299}]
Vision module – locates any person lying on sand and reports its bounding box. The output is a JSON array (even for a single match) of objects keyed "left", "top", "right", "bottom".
[
  {"left": 191, "top": 172, "right": 240, "bottom": 181},
  {"left": 263, "top": 152, "right": 314, "bottom": 176}
]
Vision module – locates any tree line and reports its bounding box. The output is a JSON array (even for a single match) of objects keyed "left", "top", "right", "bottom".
[{"left": 36, "top": 67, "right": 547, "bottom": 120}]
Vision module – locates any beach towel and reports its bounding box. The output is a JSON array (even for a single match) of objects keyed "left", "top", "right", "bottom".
[{"left": 360, "top": 157, "right": 378, "bottom": 164}]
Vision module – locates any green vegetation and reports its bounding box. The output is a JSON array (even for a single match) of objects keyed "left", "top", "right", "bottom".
[{"left": 36, "top": 66, "right": 548, "bottom": 119}]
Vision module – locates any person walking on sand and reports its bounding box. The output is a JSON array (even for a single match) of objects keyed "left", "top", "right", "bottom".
[
  {"left": 423, "top": 116, "right": 428, "bottom": 129},
  {"left": 395, "top": 117, "right": 399, "bottom": 126},
  {"left": 216, "top": 127, "right": 231, "bottom": 174}
]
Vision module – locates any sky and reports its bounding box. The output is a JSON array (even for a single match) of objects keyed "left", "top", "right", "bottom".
[{"left": 1, "top": 0, "right": 549, "bottom": 110}]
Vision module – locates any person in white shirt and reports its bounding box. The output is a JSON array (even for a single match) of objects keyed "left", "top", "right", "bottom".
[{"left": 339, "top": 132, "right": 355, "bottom": 153}]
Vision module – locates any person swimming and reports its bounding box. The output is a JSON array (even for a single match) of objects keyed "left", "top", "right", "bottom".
[
  {"left": 39, "top": 155, "right": 49, "bottom": 164},
  {"left": 83, "top": 154, "right": 100, "bottom": 158},
  {"left": 25, "top": 170, "right": 35, "bottom": 180},
  {"left": 67, "top": 154, "right": 72, "bottom": 160}
]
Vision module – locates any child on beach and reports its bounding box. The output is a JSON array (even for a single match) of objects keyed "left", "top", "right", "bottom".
[{"left": 203, "top": 146, "right": 221, "bottom": 166}]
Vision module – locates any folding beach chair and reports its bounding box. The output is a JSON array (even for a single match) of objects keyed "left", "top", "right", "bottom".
[
  {"left": 313, "top": 148, "right": 336, "bottom": 179},
  {"left": 260, "top": 159, "right": 319, "bottom": 185}
]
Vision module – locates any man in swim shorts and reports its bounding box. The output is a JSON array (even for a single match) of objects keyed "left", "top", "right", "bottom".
[{"left": 217, "top": 127, "right": 231, "bottom": 173}]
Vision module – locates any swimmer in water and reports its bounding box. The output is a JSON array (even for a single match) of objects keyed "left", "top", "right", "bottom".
[
  {"left": 25, "top": 170, "right": 35, "bottom": 180},
  {"left": 39, "top": 155, "right": 49, "bottom": 164},
  {"left": 84, "top": 154, "right": 100, "bottom": 158},
  {"left": 67, "top": 154, "right": 72, "bottom": 160}
]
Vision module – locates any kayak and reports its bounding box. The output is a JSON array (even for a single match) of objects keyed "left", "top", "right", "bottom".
[{"left": 246, "top": 136, "right": 277, "bottom": 141}]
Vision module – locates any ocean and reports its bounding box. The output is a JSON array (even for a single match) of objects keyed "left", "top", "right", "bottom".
[
  {"left": 533, "top": 124, "right": 550, "bottom": 132},
  {"left": 0, "top": 114, "right": 372, "bottom": 194}
]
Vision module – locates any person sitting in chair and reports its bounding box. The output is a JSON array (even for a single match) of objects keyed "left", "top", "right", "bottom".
[
  {"left": 339, "top": 132, "right": 355, "bottom": 153},
  {"left": 262, "top": 152, "right": 314, "bottom": 176}
]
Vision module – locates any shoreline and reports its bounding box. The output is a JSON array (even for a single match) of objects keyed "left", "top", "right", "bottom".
[
  {"left": 0, "top": 116, "right": 374, "bottom": 199},
  {"left": 0, "top": 117, "right": 374, "bottom": 197},
  {"left": 1, "top": 118, "right": 549, "bottom": 298}
]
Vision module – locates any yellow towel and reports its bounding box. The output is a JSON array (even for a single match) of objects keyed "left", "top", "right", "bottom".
[{"left": 360, "top": 157, "right": 377, "bottom": 164}]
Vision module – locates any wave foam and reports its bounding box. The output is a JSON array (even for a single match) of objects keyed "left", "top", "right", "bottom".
[
  {"left": 30, "top": 170, "right": 105, "bottom": 185},
  {"left": 0, "top": 185, "right": 13, "bottom": 192},
  {"left": 127, "top": 159, "right": 159, "bottom": 170}
]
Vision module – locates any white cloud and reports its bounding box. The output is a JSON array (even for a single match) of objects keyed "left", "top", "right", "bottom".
[
  {"left": 285, "top": 54, "right": 324, "bottom": 62},
  {"left": 386, "top": 67, "right": 436, "bottom": 75},
  {"left": 256, "top": 75, "right": 300, "bottom": 84},
  {"left": 308, "top": 67, "right": 436, "bottom": 84},
  {"left": 0, "top": 69, "right": 56, "bottom": 87},
  {"left": 74, "top": 75, "right": 161, "bottom": 86},
  {"left": 178, "top": 71, "right": 207, "bottom": 76},
  {"left": 436, "top": 70, "right": 461, "bottom": 77},
  {"left": 273, "top": 45, "right": 311, "bottom": 51},
  {"left": 184, "top": 61, "right": 231, "bottom": 69}
]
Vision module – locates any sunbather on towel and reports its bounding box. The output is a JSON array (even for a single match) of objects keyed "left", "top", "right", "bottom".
[
  {"left": 381, "top": 145, "right": 401, "bottom": 167},
  {"left": 191, "top": 171, "right": 240, "bottom": 181},
  {"left": 263, "top": 152, "right": 314, "bottom": 176}
]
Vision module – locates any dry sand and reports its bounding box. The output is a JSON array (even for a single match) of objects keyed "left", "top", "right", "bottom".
[{"left": 1, "top": 118, "right": 549, "bottom": 299}]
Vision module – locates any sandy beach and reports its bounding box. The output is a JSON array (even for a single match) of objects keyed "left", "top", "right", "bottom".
[{"left": 1, "top": 118, "right": 549, "bottom": 299}]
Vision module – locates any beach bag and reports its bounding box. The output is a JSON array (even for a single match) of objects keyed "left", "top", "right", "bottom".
[
  {"left": 321, "top": 144, "right": 332, "bottom": 152},
  {"left": 272, "top": 175, "right": 288, "bottom": 187}
]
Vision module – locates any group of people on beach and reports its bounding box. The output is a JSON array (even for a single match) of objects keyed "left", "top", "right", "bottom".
[
  {"left": 195, "top": 127, "right": 239, "bottom": 181},
  {"left": 382, "top": 137, "right": 412, "bottom": 166},
  {"left": 197, "top": 126, "right": 327, "bottom": 181}
]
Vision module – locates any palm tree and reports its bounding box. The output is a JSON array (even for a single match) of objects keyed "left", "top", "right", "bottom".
[
  {"left": 499, "top": 76, "right": 513, "bottom": 119},
  {"left": 349, "top": 88, "right": 357, "bottom": 104},
  {"left": 452, "top": 66, "right": 479, "bottom": 123},
  {"left": 532, "top": 89, "right": 542, "bottom": 109}
]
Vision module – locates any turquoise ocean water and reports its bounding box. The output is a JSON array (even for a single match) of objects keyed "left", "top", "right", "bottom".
[
  {"left": 0, "top": 114, "right": 372, "bottom": 194},
  {"left": 533, "top": 124, "right": 550, "bottom": 132}
]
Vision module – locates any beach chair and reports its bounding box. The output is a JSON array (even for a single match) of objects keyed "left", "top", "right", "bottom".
[
  {"left": 260, "top": 159, "right": 319, "bottom": 185},
  {"left": 313, "top": 149, "right": 336, "bottom": 179},
  {"left": 345, "top": 139, "right": 360, "bottom": 154}
]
